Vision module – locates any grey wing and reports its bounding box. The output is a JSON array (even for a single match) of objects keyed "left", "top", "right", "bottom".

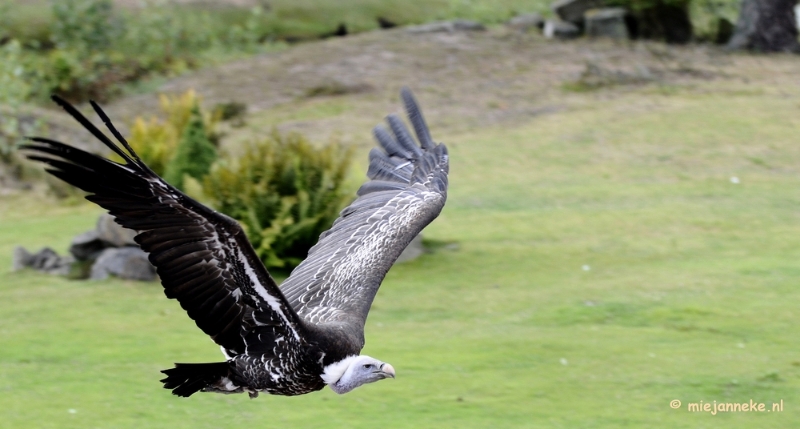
[
  {"left": 280, "top": 88, "right": 449, "bottom": 333},
  {"left": 22, "top": 96, "right": 307, "bottom": 358}
]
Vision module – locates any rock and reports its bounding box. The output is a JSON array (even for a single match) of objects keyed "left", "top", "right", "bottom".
[
  {"left": 453, "top": 20, "right": 486, "bottom": 31},
  {"left": 70, "top": 214, "right": 138, "bottom": 261},
  {"left": 12, "top": 246, "right": 33, "bottom": 271},
  {"left": 552, "top": 0, "right": 603, "bottom": 24},
  {"left": 69, "top": 230, "right": 106, "bottom": 261},
  {"left": 406, "top": 22, "right": 452, "bottom": 33},
  {"left": 90, "top": 247, "right": 156, "bottom": 281},
  {"left": 507, "top": 13, "right": 545, "bottom": 32},
  {"left": 96, "top": 213, "right": 137, "bottom": 247},
  {"left": 406, "top": 20, "right": 485, "bottom": 34},
  {"left": 27, "top": 247, "right": 62, "bottom": 270},
  {"left": 585, "top": 8, "right": 629, "bottom": 39},
  {"left": 544, "top": 19, "right": 581, "bottom": 39},
  {"left": 796, "top": 4, "right": 800, "bottom": 29},
  {"left": 13, "top": 246, "right": 74, "bottom": 276},
  {"left": 396, "top": 234, "right": 425, "bottom": 264}
]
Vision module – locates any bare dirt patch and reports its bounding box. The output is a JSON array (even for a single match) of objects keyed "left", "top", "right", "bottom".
[{"left": 51, "top": 27, "right": 800, "bottom": 152}]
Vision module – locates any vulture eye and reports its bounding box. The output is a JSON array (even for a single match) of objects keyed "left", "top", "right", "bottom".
[{"left": 363, "top": 364, "right": 372, "bottom": 369}]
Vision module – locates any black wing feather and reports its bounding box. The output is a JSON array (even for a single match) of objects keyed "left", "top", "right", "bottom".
[{"left": 22, "top": 99, "right": 307, "bottom": 357}]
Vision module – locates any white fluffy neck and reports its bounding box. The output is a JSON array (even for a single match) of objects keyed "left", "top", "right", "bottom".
[{"left": 320, "top": 355, "right": 360, "bottom": 385}]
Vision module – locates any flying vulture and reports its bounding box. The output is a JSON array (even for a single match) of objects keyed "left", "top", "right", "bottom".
[{"left": 22, "top": 88, "right": 449, "bottom": 397}]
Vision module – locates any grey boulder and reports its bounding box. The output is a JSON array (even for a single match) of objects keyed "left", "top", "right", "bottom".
[
  {"left": 69, "top": 213, "right": 138, "bottom": 261},
  {"left": 585, "top": 8, "right": 629, "bottom": 39},
  {"left": 96, "top": 213, "right": 138, "bottom": 247},
  {"left": 90, "top": 247, "right": 156, "bottom": 281},
  {"left": 544, "top": 19, "right": 581, "bottom": 39},
  {"left": 69, "top": 230, "right": 106, "bottom": 260},
  {"left": 13, "top": 246, "right": 74, "bottom": 276},
  {"left": 552, "top": 0, "right": 604, "bottom": 24},
  {"left": 406, "top": 20, "right": 486, "bottom": 34}
]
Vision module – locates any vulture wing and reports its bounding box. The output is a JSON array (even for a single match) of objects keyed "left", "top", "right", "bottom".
[
  {"left": 22, "top": 97, "right": 307, "bottom": 358},
  {"left": 280, "top": 88, "right": 449, "bottom": 335}
]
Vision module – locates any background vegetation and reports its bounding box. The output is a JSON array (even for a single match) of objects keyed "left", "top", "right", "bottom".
[
  {"left": 2, "top": 0, "right": 800, "bottom": 428},
  {"left": 0, "top": 0, "right": 740, "bottom": 173},
  {"left": 0, "top": 0, "right": 740, "bottom": 102},
  {"left": 162, "top": 104, "right": 217, "bottom": 190},
  {"left": 116, "top": 88, "right": 354, "bottom": 270},
  {"left": 121, "top": 90, "right": 220, "bottom": 175},
  {"left": 202, "top": 132, "right": 354, "bottom": 270}
]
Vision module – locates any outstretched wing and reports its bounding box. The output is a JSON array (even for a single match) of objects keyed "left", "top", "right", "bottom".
[
  {"left": 280, "top": 88, "right": 449, "bottom": 335},
  {"left": 22, "top": 96, "right": 306, "bottom": 358}
]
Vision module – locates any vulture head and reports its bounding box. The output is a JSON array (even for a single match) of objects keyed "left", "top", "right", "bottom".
[{"left": 322, "top": 355, "right": 396, "bottom": 394}]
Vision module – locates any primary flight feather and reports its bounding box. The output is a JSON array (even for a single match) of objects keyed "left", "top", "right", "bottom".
[{"left": 22, "top": 88, "right": 449, "bottom": 397}]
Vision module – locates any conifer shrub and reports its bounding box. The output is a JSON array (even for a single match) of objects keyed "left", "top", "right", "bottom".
[
  {"left": 163, "top": 104, "right": 217, "bottom": 191},
  {"left": 126, "top": 116, "right": 179, "bottom": 178},
  {"left": 202, "top": 131, "right": 355, "bottom": 270},
  {"left": 158, "top": 90, "right": 220, "bottom": 143},
  {"left": 120, "top": 90, "right": 219, "bottom": 176}
]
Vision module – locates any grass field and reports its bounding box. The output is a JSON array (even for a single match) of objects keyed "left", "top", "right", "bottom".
[{"left": 2, "top": 80, "right": 800, "bottom": 428}]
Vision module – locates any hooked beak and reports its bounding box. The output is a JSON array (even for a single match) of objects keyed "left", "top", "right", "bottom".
[{"left": 377, "top": 363, "right": 395, "bottom": 379}]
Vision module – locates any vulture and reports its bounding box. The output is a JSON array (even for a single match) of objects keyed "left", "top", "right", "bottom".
[{"left": 22, "top": 88, "right": 449, "bottom": 398}]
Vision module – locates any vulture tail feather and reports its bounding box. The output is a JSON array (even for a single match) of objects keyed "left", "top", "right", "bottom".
[{"left": 160, "top": 362, "right": 233, "bottom": 397}]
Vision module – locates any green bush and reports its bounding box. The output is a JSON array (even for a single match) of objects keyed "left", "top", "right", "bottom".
[
  {"left": 117, "top": 90, "right": 220, "bottom": 176},
  {"left": 0, "top": 40, "right": 44, "bottom": 183},
  {"left": 126, "top": 116, "right": 178, "bottom": 178},
  {"left": 202, "top": 131, "right": 354, "bottom": 270},
  {"left": 50, "top": 0, "right": 120, "bottom": 51},
  {"left": 22, "top": 0, "right": 131, "bottom": 101},
  {"left": 118, "top": 3, "right": 212, "bottom": 72},
  {"left": 2, "top": 0, "right": 275, "bottom": 103},
  {"left": 163, "top": 104, "right": 217, "bottom": 191},
  {"left": 690, "top": 0, "right": 740, "bottom": 41},
  {"left": 0, "top": 40, "right": 32, "bottom": 160}
]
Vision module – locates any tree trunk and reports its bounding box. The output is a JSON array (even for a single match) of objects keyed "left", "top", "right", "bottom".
[{"left": 727, "top": 0, "right": 800, "bottom": 52}]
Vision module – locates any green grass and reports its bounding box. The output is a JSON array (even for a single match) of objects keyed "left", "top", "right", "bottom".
[{"left": 2, "top": 88, "right": 800, "bottom": 428}]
